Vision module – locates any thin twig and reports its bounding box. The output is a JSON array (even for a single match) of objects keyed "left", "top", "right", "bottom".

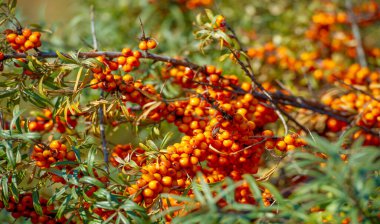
[
  {"left": 333, "top": 75, "right": 380, "bottom": 102},
  {"left": 90, "top": 6, "right": 108, "bottom": 171},
  {"left": 90, "top": 5, "right": 98, "bottom": 51},
  {"left": 345, "top": 0, "right": 368, "bottom": 67},
  {"left": 2, "top": 50, "right": 378, "bottom": 136}
]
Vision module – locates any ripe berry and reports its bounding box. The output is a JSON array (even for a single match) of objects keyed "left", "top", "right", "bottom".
[
  {"left": 138, "top": 40, "right": 148, "bottom": 51},
  {"left": 147, "top": 39, "right": 157, "bottom": 49},
  {"left": 15, "top": 35, "right": 26, "bottom": 45},
  {"left": 161, "top": 176, "right": 173, "bottom": 186},
  {"left": 142, "top": 188, "right": 154, "bottom": 198},
  {"left": 22, "top": 29, "right": 32, "bottom": 38},
  {"left": 6, "top": 33, "right": 17, "bottom": 43},
  {"left": 49, "top": 140, "right": 61, "bottom": 150}
]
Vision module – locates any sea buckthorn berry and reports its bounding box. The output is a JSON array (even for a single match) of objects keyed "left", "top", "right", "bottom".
[
  {"left": 127, "top": 56, "right": 138, "bottom": 66},
  {"left": 0, "top": 52, "right": 4, "bottom": 61},
  {"left": 276, "top": 141, "right": 287, "bottom": 151},
  {"left": 241, "top": 82, "right": 252, "bottom": 92},
  {"left": 143, "top": 188, "right": 154, "bottom": 198},
  {"left": 148, "top": 180, "right": 161, "bottom": 191},
  {"left": 22, "top": 29, "right": 32, "bottom": 37},
  {"left": 162, "top": 176, "right": 173, "bottom": 186},
  {"left": 133, "top": 50, "right": 142, "bottom": 58},
  {"left": 206, "top": 65, "right": 216, "bottom": 74},
  {"left": 24, "top": 40, "right": 34, "bottom": 50},
  {"left": 6, "top": 33, "right": 17, "bottom": 43},
  {"left": 117, "top": 56, "right": 126, "bottom": 65},
  {"left": 147, "top": 39, "right": 157, "bottom": 49},
  {"left": 215, "top": 15, "right": 226, "bottom": 27},
  {"left": 189, "top": 97, "right": 200, "bottom": 106},
  {"left": 139, "top": 40, "right": 148, "bottom": 51},
  {"left": 49, "top": 140, "right": 61, "bottom": 150},
  {"left": 29, "top": 35, "right": 39, "bottom": 44},
  {"left": 122, "top": 48, "right": 132, "bottom": 56},
  {"left": 66, "top": 151, "right": 76, "bottom": 161},
  {"left": 15, "top": 35, "right": 26, "bottom": 45}
]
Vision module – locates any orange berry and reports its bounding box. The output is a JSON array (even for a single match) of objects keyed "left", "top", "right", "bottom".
[
  {"left": 179, "top": 157, "right": 190, "bottom": 168},
  {"left": 122, "top": 64, "right": 133, "bottom": 72},
  {"left": 126, "top": 56, "right": 138, "bottom": 66},
  {"left": 24, "top": 40, "right": 34, "bottom": 50},
  {"left": 189, "top": 97, "right": 200, "bottom": 106},
  {"left": 138, "top": 40, "right": 148, "bottom": 51},
  {"left": 147, "top": 39, "right": 157, "bottom": 49},
  {"left": 133, "top": 50, "right": 142, "bottom": 59},
  {"left": 15, "top": 35, "right": 26, "bottom": 45},
  {"left": 49, "top": 140, "right": 61, "bottom": 150},
  {"left": 122, "top": 48, "right": 132, "bottom": 56},
  {"left": 241, "top": 82, "right": 252, "bottom": 92},
  {"left": 117, "top": 56, "right": 126, "bottom": 65},
  {"left": 6, "top": 33, "right": 17, "bottom": 43},
  {"left": 142, "top": 188, "right": 154, "bottom": 198},
  {"left": 209, "top": 74, "right": 219, "bottom": 82},
  {"left": 190, "top": 156, "right": 199, "bottom": 165},
  {"left": 42, "top": 150, "right": 52, "bottom": 158},
  {"left": 28, "top": 121, "right": 38, "bottom": 131},
  {"left": 28, "top": 34, "right": 39, "bottom": 43},
  {"left": 148, "top": 180, "right": 161, "bottom": 191},
  {"left": 206, "top": 65, "right": 216, "bottom": 74},
  {"left": 66, "top": 151, "right": 76, "bottom": 161},
  {"left": 276, "top": 141, "right": 287, "bottom": 151},
  {"left": 284, "top": 135, "right": 295, "bottom": 145},
  {"left": 22, "top": 29, "right": 32, "bottom": 38},
  {"left": 161, "top": 176, "right": 173, "bottom": 186}
]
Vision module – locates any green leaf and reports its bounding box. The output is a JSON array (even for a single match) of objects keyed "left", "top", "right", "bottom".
[
  {"left": 23, "top": 89, "right": 53, "bottom": 107},
  {"left": 5, "top": 145, "right": 15, "bottom": 168},
  {"left": 0, "top": 88, "right": 17, "bottom": 99},
  {"left": 118, "top": 212, "right": 130, "bottom": 224},
  {"left": 32, "top": 190, "right": 43, "bottom": 215},
  {"left": 160, "top": 132, "right": 173, "bottom": 149},
  {"left": 243, "top": 174, "right": 264, "bottom": 206},
  {"left": 57, "top": 194, "right": 72, "bottom": 218},
  {"left": 10, "top": 105, "right": 24, "bottom": 134},
  {"left": 48, "top": 187, "right": 67, "bottom": 205},
  {"left": 146, "top": 140, "right": 158, "bottom": 151},
  {"left": 1, "top": 176, "right": 9, "bottom": 202},
  {"left": 79, "top": 176, "right": 105, "bottom": 188},
  {"left": 87, "top": 146, "right": 96, "bottom": 177},
  {"left": 10, "top": 176, "right": 19, "bottom": 203},
  {"left": 56, "top": 51, "right": 77, "bottom": 64}
]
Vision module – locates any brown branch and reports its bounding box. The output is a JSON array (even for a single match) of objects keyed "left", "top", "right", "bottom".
[
  {"left": 346, "top": 0, "right": 368, "bottom": 67},
  {"left": 2, "top": 50, "right": 379, "bottom": 136}
]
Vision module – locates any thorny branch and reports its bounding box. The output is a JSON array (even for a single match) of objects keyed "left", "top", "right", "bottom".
[
  {"left": 90, "top": 5, "right": 109, "bottom": 170},
  {"left": 345, "top": 0, "right": 368, "bottom": 67},
  {"left": 1, "top": 49, "right": 379, "bottom": 136}
]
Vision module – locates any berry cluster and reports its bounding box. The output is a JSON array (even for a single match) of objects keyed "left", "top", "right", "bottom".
[
  {"left": 5, "top": 29, "right": 41, "bottom": 52},
  {"left": 28, "top": 109, "right": 54, "bottom": 132},
  {"left": 138, "top": 38, "right": 157, "bottom": 51},
  {"left": 109, "top": 144, "right": 146, "bottom": 167},
  {"left": 28, "top": 109, "right": 78, "bottom": 133},
  {"left": 90, "top": 49, "right": 142, "bottom": 92},
  {"left": 262, "top": 188, "right": 274, "bottom": 207},
  {"left": 0, "top": 194, "right": 68, "bottom": 224},
  {"left": 31, "top": 140, "right": 75, "bottom": 169},
  {"left": 176, "top": 0, "right": 213, "bottom": 9}
]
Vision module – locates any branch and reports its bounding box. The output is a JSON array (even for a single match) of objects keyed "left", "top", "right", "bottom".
[
  {"left": 90, "top": 5, "right": 98, "bottom": 51},
  {"left": 2, "top": 50, "right": 378, "bottom": 135},
  {"left": 89, "top": 5, "right": 108, "bottom": 171},
  {"left": 345, "top": 0, "right": 368, "bottom": 67},
  {"left": 2, "top": 51, "right": 204, "bottom": 72}
]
